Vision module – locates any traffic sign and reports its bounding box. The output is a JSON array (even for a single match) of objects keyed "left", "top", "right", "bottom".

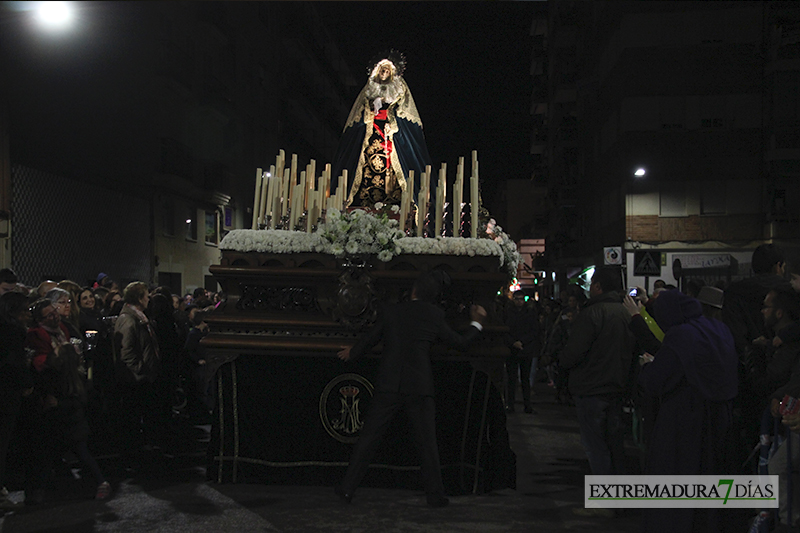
[
  {"left": 604, "top": 247, "right": 622, "bottom": 266},
  {"left": 633, "top": 251, "right": 662, "bottom": 276}
]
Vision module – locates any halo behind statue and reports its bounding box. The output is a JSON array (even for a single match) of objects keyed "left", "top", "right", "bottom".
[{"left": 366, "top": 49, "right": 407, "bottom": 78}]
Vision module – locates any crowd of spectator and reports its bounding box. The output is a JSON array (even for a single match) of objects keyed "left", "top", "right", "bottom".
[
  {"left": 3, "top": 243, "right": 800, "bottom": 528},
  {"left": 0, "top": 269, "right": 222, "bottom": 508},
  {"left": 502, "top": 244, "right": 800, "bottom": 531}
]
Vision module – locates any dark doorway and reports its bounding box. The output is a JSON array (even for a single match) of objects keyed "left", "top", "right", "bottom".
[
  {"left": 157, "top": 271, "right": 182, "bottom": 296},
  {"left": 204, "top": 275, "right": 219, "bottom": 294}
]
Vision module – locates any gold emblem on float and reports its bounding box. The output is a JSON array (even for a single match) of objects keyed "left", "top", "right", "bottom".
[{"left": 319, "top": 373, "right": 374, "bottom": 443}]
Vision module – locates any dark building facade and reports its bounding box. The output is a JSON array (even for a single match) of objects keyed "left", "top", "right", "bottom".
[
  {"left": 540, "top": 1, "right": 799, "bottom": 293},
  {"left": 0, "top": 2, "right": 355, "bottom": 291}
]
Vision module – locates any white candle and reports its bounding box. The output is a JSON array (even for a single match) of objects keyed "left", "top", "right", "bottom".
[
  {"left": 258, "top": 169, "right": 269, "bottom": 227},
  {"left": 306, "top": 197, "right": 315, "bottom": 233},
  {"left": 276, "top": 150, "right": 285, "bottom": 184},
  {"left": 266, "top": 165, "right": 277, "bottom": 224},
  {"left": 252, "top": 167, "right": 262, "bottom": 229},
  {"left": 436, "top": 164, "right": 446, "bottom": 236},
  {"left": 417, "top": 186, "right": 427, "bottom": 236},
  {"left": 417, "top": 187, "right": 431, "bottom": 236},
  {"left": 470, "top": 175, "right": 479, "bottom": 238},
  {"left": 404, "top": 170, "right": 414, "bottom": 233},
  {"left": 291, "top": 183, "right": 302, "bottom": 230},
  {"left": 281, "top": 168, "right": 290, "bottom": 218},
  {"left": 336, "top": 182, "right": 344, "bottom": 211},
  {"left": 433, "top": 184, "right": 444, "bottom": 237},
  {"left": 288, "top": 154, "right": 298, "bottom": 213},
  {"left": 399, "top": 188, "right": 408, "bottom": 234},
  {"left": 275, "top": 151, "right": 285, "bottom": 219},
  {"left": 299, "top": 170, "right": 307, "bottom": 213},
  {"left": 270, "top": 195, "right": 279, "bottom": 229},
  {"left": 454, "top": 158, "right": 464, "bottom": 236},
  {"left": 305, "top": 161, "right": 316, "bottom": 211},
  {"left": 341, "top": 170, "right": 348, "bottom": 208},
  {"left": 321, "top": 164, "right": 330, "bottom": 212}
]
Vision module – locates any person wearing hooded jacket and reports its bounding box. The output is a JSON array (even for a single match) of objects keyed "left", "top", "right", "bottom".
[{"left": 638, "top": 289, "right": 737, "bottom": 533}]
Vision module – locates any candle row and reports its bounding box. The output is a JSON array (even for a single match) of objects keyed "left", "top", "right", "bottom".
[
  {"left": 399, "top": 151, "right": 480, "bottom": 238},
  {"left": 251, "top": 150, "right": 348, "bottom": 231},
  {"left": 251, "top": 150, "right": 481, "bottom": 237}
]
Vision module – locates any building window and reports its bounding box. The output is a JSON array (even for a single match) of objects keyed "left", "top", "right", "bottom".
[
  {"left": 186, "top": 207, "right": 197, "bottom": 241},
  {"left": 204, "top": 210, "right": 218, "bottom": 246},
  {"left": 223, "top": 206, "right": 234, "bottom": 230},
  {"left": 161, "top": 197, "right": 175, "bottom": 237},
  {"left": 701, "top": 182, "right": 726, "bottom": 215},
  {"left": 660, "top": 187, "right": 687, "bottom": 217},
  {"left": 660, "top": 96, "right": 685, "bottom": 130}
]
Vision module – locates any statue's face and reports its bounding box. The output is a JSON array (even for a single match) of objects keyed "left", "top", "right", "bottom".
[
  {"left": 378, "top": 64, "right": 392, "bottom": 82},
  {"left": 372, "top": 60, "right": 395, "bottom": 84}
]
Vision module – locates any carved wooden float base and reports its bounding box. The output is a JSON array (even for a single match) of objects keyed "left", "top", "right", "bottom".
[{"left": 203, "top": 251, "right": 515, "bottom": 493}]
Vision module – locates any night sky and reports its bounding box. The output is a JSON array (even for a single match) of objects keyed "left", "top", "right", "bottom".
[
  {"left": 315, "top": 1, "right": 542, "bottom": 211},
  {"left": 2, "top": 1, "right": 542, "bottom": 213}
]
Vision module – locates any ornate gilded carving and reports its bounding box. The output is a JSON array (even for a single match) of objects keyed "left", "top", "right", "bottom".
[
  {"left": 236, "top": 284, "right": 320, "bottom": 313},
  {"left": 331, "top": 259, "right": 380, "bottom": 331}
]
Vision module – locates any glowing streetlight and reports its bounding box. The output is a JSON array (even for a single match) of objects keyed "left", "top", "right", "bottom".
[
  {"left": 35, "top": 2, "right": 73, "bottom": 30},
  {"left": 634, "top": 168, "right": 646, "bottom": 178}
]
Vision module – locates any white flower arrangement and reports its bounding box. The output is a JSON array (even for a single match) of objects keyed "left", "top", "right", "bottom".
[
  {"left": 219, "top": 208, "right": 521, "bottom": 277},
  {"left": 316, "top": 208, "right": 404, "bottom": 262},
  {"left": 483, "top": 219, "right": 521, "bottom": 277},
  {"left": 219, "top": 229, "right": 327, "bottom": 254}
]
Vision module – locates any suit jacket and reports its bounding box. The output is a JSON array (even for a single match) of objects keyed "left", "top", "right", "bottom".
[
  {"left": 504, "top": 305, "right": 540, "bottom": 357},
  {"left": 350, "top": 300, "right": 480, "bottom": 396}
]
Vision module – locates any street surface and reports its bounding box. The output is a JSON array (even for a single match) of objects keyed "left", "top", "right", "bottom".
[{"left": 0, "top": 384, "right": 654, "bottom": 532}]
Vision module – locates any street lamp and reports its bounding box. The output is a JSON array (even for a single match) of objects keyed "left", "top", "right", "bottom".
[
  {"left": 35, "top": 1, "right": 73, "bottom": 30},
  {"left": 634, "top": 168, "right": 646, "bottom": 178}
]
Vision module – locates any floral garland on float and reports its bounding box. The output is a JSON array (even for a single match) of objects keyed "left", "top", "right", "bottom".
[
  {"left": 222, "top": 150, "right": 521, "bottom": 278},
  {"left": 221, "top": 202, "right": 520, "bottom": 278}
]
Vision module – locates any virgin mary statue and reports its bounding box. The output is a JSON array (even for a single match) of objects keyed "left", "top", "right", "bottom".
[{"left": 332, "top": 52, "right": 432, "bottom": 207}]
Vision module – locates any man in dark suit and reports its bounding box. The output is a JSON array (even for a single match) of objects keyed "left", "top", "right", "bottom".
[{"left": 335, "top": 271, "right": 487, "bottom": 507}]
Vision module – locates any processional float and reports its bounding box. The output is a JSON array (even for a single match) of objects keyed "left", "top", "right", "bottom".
[{"left": 202, "top": 52, "right": 519, "bottom": 495}]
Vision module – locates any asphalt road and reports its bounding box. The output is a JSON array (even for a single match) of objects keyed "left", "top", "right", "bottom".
[{"left": 0, "top": 384, "right": 651, "bottom": 532}]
